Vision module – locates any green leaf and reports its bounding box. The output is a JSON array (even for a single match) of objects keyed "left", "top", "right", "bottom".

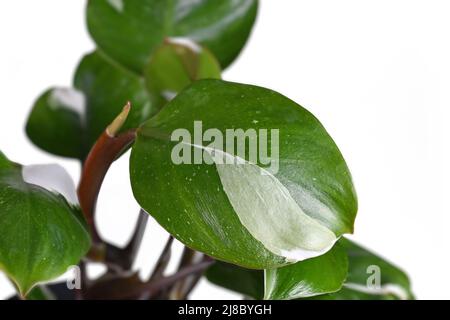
[
  {"left": 144, "top": 39, "right": 221, "bottom": 108},
  {"left": 309, "top": 239, "right": 414, "bottom": 300},
  {"left": 0, "top": 152, "right": 91, "bottom": 296},
  {"left": 206, "top": 239, "right": 414, "bottom": 300},
  {"left": 25, "top": 285, "right": 55, "bottom": 300},
  {"left": 74, "top": 50, "right": 157, "bottom": 149},
  {"left": 304, "top": 287, "right": 400, "bottom": 300},
  {"left": 87, "top": 0, "right": 258, "bottom": 73},
  {"left": 26, "top": 87, "right": 85, "bottom": 159},
  {"left": 206, "top": 242, "right": 347, "bottom": 300},
  {"left": 130, "top": 79, "right": 357, "bottom": 269},
  {"left": 264, "top": 241, "right": 348, "bottom": 300},
  {"left": 205, "top": 261, "right": 264, "bottom": 299}
]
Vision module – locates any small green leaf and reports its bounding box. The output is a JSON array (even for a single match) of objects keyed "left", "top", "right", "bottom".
[
  {"left": 264, "top": 241, "right": 348, "bottom": 300},
  {"left": 26, "top": 88, "right": 85, "bottom": 159},
  {"left": 144, "top": 39, "right": 221, "bottom": 108},
  {"left": 87, "top": 0, "right": 258, "bottom": 72},
  {"left": 130, "top": 79, "right": 357, "bottom": 269},
  {"left": 0, "top": 152, "right": 91, "bottom": 296},
  {"left": 74, "top": 50, "right": 157, "bottom": 149},
  {"left": 309, "top": 239, "right": 414, "bottom": 300},
  {"left": 27, "top": 51, "right": 158, "bottom": 159}
]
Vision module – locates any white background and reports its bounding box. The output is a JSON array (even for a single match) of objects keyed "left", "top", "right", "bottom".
[{"left": 1, "top": 0, "right": 450, "bottom": 300}]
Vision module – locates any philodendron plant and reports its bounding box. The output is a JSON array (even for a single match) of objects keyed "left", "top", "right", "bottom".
[{"left": 0, "top": 0, "right": 413, "bottom": 300}]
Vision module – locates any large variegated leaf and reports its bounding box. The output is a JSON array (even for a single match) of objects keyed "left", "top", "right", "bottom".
[{"left": 130, "top": 79, "right": 357, "bottom": 269}]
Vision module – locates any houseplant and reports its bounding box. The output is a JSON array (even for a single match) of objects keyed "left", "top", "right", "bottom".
[{"left": 0, "top": 0, "right": 413, "bottom": 300}]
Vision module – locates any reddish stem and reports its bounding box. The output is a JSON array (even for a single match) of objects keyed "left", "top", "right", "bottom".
[{"left": 78, "top": 129, "right": 136, "bottom": 243}]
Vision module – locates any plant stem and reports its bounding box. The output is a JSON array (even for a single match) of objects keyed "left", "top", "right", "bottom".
[
  {"left": 123, "top": 209, "right": 149, "bottom": 269},
  {"left": 170, "top": 247, "right": 204, "bottom": 299},
  {"left": 77, "top": 103, "right": 136, "bottom": 253},
  {"left": 119, "top": 257, "right": 214, "bottom": 299},
  {"left": 149, "top": 236, "right": 174, "bottom": 281}
]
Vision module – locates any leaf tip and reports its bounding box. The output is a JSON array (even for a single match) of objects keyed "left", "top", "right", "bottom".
[{"left": 106, "top": 102, "right": 131, "bottom": 137}]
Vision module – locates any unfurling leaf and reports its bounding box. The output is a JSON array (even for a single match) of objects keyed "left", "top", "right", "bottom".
[{"left": 145, "top": 39, "right": 221, "bottom": 108}]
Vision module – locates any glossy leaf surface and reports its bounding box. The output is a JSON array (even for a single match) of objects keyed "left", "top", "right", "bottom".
[
  {"left": 87, "top": 0, "right": 258, "bottom": 72},
  {"left": 0, "top": 152, "right": 90, "bottom": 296},
  {"left": 26, "top": 88, "right": 85, "bottom": 159},
  {"left": 309, "top": 239, "right": 414, "bottom": 300},
  {"left": 74, "top": 51, "right": 157, "bottom": 149},
  {"left": 207, "top": 242, "right": 347, "bottom": 300},
  {"left": 130, "top": 79, "right": 357, "bottom": 269},
  {"left": 264, "top": 242, "right": 348, "bottom": 300},
  {"left": 206, "top": 239, "right": 413, "bottom": 300}
]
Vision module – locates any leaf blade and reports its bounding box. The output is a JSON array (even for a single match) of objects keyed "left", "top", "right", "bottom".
[
  {"left": 0, "top": 152, "right": 91, "bottom": 296},
  {"left": 130, "top": 79, "right": 357, "bottom": 268},
  {"left": 87, "top": 0, "right": 258, "bottom": 72},
  {"left": 25, "top": 88, "right": 85, "bottom": 159}
]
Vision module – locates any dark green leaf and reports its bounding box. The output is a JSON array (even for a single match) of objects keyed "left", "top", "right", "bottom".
[
  {"left": 206, "top": 241, "right": 347, "bottom": 300},
  {"left": 74, "top": 50, "right": 157, "bottom": 149},
  {"left": 25, "top": 285, "right": 55, "bottom": 300},
  {"left": 130, "top": 79, "right": 357, "bottom": 269},
  {"left": 206, "top": 261, "right": 264, "bottom": 299},
  {"left": 0, "top": 152, "right": 91, "bottom": 296},
  {"left": 145, "top": 39, "right": 221, "bottom": 108},
  {"left": 26, "top": 88, "right": 85, "bottom": 159},
  {"left": 304, "top": 287, "right": 399, "bottom": 300},
  {"left": 206, "top": 239, "right": 413, "bottom": 300},
  {"left": 308, "top": 239, "right": 414, "bottom": 300},
  {"left": 264, "top": 241, "right": 348, "bottom": 300},
  {"left": 87, "top": 0, "right": 258, "bottom": 72}
]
